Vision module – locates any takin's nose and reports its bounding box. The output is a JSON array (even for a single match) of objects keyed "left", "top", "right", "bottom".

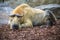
[{"left": 12, "top": 24, "right": 19, "bottom": 30}]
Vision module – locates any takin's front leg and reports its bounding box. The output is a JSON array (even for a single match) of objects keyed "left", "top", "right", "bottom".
[{"left": 19, "top": 19, "right": 33, "bottom": 29}]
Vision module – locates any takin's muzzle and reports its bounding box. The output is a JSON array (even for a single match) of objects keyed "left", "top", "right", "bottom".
[{"left": 12, "top": 24, "right": 19, "bottom": 30}]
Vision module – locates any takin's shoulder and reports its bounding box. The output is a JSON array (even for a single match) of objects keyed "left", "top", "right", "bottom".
[{"left": 12, "top": 4, "right": 31, "bottom": 15}]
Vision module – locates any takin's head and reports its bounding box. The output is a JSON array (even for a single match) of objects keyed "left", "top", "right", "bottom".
[
  {"left": 8, "top": 14, "right": 24, "bottom": 30},
  {"left": 8, "top": 4, "right": 30, "bottom": 29}
]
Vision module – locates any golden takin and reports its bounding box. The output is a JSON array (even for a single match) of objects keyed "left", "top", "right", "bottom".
[{"left": 8, "top": 4, "right": 57, "bottom": 29}]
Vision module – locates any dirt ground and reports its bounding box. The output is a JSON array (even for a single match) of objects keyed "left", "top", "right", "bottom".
[{"left": 0, "top": 19, "right": 60, "bottom": 40}]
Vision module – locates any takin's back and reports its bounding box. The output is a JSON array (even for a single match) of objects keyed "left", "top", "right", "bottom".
[{"left": 24, "top": 7, "right": 47, "bottom": 25}]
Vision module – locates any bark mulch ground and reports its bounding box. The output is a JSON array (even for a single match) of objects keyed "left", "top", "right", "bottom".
[{"left": 0, "top": 19, "right": 60, "bottom": 40}]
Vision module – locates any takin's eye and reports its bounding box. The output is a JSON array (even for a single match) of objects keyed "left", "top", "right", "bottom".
[
  {"left": 16, "top": 15, "right": 23, "bottom": 18},
  {"left": 9, "top": 15, "right": 15, "bottom": 17},
  {"left": 9, "top": 14, "right": 23, "bottom": 18}
]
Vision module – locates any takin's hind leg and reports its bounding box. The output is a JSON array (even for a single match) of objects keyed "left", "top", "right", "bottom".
[
  {"left": 40, "top": 18, "right": 53, "bottom": 28},
  {"left": 47, "top": 18, "right": 53, "bottom": 26}
]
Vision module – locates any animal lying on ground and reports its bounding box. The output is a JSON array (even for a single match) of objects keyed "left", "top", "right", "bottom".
[{"left": 8, "top": 3, "right": 57, "bottom": 29}]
